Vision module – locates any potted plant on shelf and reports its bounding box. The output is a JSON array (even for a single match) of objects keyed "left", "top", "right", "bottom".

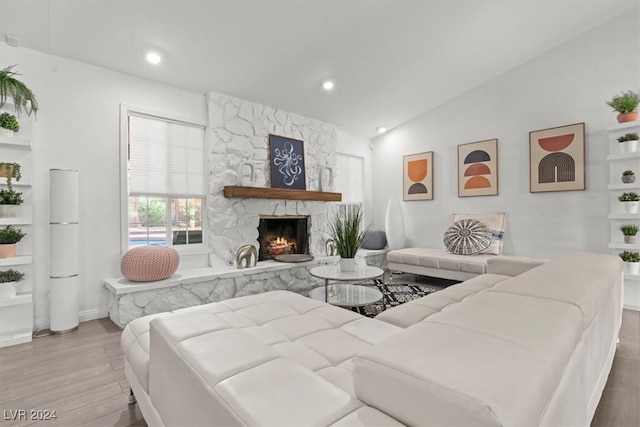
[
  {"left": 328, "top": 204, "right": 366, "bottom": 272},
  {"left": 622, "top": 170, "right": 636, "bottom": 184},
  {"left": 0, "top": 225, "right": 26, "bottom": 258},
  {"left": 617, "top": 132, "right": 639, "bottom": 154},
  {"left": 0, "top": 269, "right": 24, "bottom": 299},
  {"left": 619, "top": 224, "right": 639, "bottom": 244},
  {"left": 0, "top": 112, "right": 19, "bottom": 137},
  {"left": 618, "top": 192, "right": 640, "bottom": 214},
  {"left": 0, "top": 187, "right": 23, "bottom": 218},
  {"left": 607, "top": 90, "right": 640, "bottom": 123},
  {"left": 619, "top": 250, "right": 640, "bottom": 275},
  {"left": 0, "top": 65, "right": 38, "bottom": 116},
  {"left": 0, "top": 162, "right": 22, "bottom": 186}
]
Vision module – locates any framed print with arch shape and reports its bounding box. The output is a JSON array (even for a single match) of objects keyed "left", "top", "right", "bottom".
[
  {"left": 458, "top": 138, "right": 498, "bottom": 197},
  {"left": 403, "top": 151, "right": 433, "bottom": 201},
  {"left": 269, "top": 134, "right": 306, "bottom": 190},
  {"left": 529, "top": 123, "right": 585, "bottom": 193}
]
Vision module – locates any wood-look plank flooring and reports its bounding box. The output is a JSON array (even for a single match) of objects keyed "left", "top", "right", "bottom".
[{"left": 0, "top": 297, "right": 638, "bottom": 426}]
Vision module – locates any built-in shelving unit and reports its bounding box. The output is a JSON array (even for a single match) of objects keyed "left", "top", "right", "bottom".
[
  {"left": 607, "top": 120, "right": 640, "bottom": 310},
  {"left": 224, "top": 186, "right": 342, "bottom": 202},
  {"left": 0, "top": 101, "right": 35, "bottom": 348}
]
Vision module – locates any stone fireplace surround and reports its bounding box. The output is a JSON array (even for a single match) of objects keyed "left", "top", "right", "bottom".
[{"left": 104, "top": 91, "right": 389, "bottom": 327}]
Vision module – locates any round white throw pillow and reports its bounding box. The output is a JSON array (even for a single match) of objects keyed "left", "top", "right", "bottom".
[{"left": 443, "top": 218, "right": 492, "bottom": 255}]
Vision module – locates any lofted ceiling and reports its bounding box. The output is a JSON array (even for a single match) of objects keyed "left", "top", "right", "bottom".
[{"left": 0, "top": 0, "right": 637, "bottom": 138}]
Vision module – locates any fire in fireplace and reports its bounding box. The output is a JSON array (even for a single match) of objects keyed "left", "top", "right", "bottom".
[{"left": 258, "top": 215, "right": 309, "bottom": 261}]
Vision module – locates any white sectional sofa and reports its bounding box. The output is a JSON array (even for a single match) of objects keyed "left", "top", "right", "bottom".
[{"left": 121, "top": 252, "right": 623, "bottom": 426}]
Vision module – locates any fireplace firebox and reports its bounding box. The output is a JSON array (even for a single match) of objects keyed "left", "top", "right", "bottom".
[{"left": 258, "top": 215, "right": 309, "bottom": 261}]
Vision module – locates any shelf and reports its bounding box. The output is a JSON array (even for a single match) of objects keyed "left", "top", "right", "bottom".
[
  {"left": 609, "top": 183, "right": 640, "bottom": 190},
  {"left": 223, "top": 186, "right": 342, "bottom": 202},
  {"left": 608, "top": 213, "right": 640, "bottom": 220},
  {"left": 0, "top": 256, "right": 32, "bottom": 267},
  {"left": 0, "top": 137, "right": 31, "bottom": 149},
  {"left": 0, "top": 292, "right": 32, "bottom": 308},
  {"left": 0, "top": 218, "right": 31, "bottom": 225},
  {"left": 607, "top": 152, "right": 640, "bottom": 161},
  {"left": 609, "top": 243, "right": 640, "bottom": 250},
  {"left": 0, "top": 178, "right": 31, "bottom": 187},
  {"left": 607, "top": 121, "right": 640, "bottom": 132}
]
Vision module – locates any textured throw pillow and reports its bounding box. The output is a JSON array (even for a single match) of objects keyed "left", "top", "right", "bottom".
[
  {"left": 443, "top": 219, "right": 492, "bottom": 255},
  {"left": 362, "top": 230, "right": 387, "bottom": 250},
  {"left": 452, "top": 212, "right": 506, "bottom": 255}
]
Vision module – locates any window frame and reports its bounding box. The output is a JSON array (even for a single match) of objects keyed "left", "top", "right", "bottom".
[
  {"left": 119, "top": 104, "right": 208, "bottom": 256},
  {"left": 335, "top": 152, "right": 365, "bottom": 204}
]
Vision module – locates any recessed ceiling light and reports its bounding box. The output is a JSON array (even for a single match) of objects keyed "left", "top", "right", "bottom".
[
  {"left": 376, "top": 126, "right": 387, "bottom": 134},
  {"left": 145, "top": 51, "right": 162, "bottom": 65},
  {"left": 322, "top": 80, "right": 334, "bottom": 91}
]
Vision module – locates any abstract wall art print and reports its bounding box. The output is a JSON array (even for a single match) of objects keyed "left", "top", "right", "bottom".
[
  {"left": 458, "top": 139, "right": 498, "bottom": 197},
  {"left": 403, "top": 151, "right": 433, "bottom": 201},
  {"left": 529, "top": 123, "right": 585, "bottom": 193},
  {"left": 269, "top": 134, "right": 306, "bottom": 190}
]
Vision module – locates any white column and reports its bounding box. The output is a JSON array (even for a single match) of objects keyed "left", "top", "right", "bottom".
[{"left": 49, "top": 169, "right": 79, "bottom": 333}]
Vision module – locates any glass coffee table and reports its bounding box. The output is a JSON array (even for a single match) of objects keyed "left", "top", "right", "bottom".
[{"left": 309, "top": 263, "right": 384, "bottom": 307}]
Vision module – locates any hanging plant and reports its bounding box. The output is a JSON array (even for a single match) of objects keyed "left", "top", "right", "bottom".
[{"left": 0, "top": 65, "right": 38, "bottom": 116}]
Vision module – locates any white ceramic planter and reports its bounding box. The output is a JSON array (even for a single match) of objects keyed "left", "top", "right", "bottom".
[
  {"left": 624, "top": 261, "right": 640, "bottom": 275},
  {"left": 0, "top": 205, "right": 17, "bottom": 218},
  {"left": 0, "top": 282, "right": 17, "bottom": 299},
  {"left": 624, "top": 235, "right": 637, "bottom": 244},
  {"left": 620, "top": 140, "right": 639, "bottom": 154},
  {"left": 620, "top": 201, "right": 639, "bottom": 214},
  {"left": 0, "top": 129, "right": 14, "bottom": 138},
  {"left": 340, "top": 257, "right": 357, "bottom": 272}
]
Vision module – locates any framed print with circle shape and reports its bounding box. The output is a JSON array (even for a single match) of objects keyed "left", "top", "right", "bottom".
[{"left": 403, "top": 151, "right": 433, "bottom": 201}]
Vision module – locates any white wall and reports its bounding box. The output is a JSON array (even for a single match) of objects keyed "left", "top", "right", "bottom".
[
  {"left": 0, "top": 42, "right": 206, "bottom": 328},
  {"left": 372, "top": 11, "right": 640, "bottom": 258}
]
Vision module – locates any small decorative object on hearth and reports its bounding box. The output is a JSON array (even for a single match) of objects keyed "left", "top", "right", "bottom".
[
  {"left": 619, "top": 250, "right": 640, "bottom": 275},
  {"left": 325, "top": 238, "right": 336, "bottom": 256},
  {"left": 329, "top": 204, "right": 366, "bottom": 272},
  {"left": 619, "top": 224, "right": 639, "bottom": 244},
  {"left": 235, "top": 244, "right": 257, "bottom": 269},
  {"left": 0, "top": 269, "right": 24, "bottom": 299},
  {"left": 622, "top": 170, "right": 636, "bottom": 184},
  {"left": 121, "top": 246, "right": 180, "bottom": 281},
  {"left": 619, "top": 192, "right": 640, "bottom": 214},
  {"left": 606, "top": 90, "right": 639, "bottom": 123},
  {"left": 617, "top": 132, "right": 639, "bottom": 154},
  {"left": 0, "top": 225, "right": 26, "bottom": 258}
]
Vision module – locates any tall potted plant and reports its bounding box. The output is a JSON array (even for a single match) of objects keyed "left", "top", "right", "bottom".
[
  {"left": 0, "top": 65, "right": 38, "bottom": 116},
  {"left": 606, "top": 90, "right": 640, "bottom": 123},
  {"left": 619, "top": 250, "right": 640, "bottom": 275},
  {"left": 617, "top": 132, "right": 639, "bottom": 154},
  {"left": 618, "top": 192, "right": 640, "bottom": 214},
  {"left": 328, "top": 205, "right": 366, "bottom": 272},
  {"left": 0, "top": 225, "right": 26, "bottom": 258},
  {"left": 0, "top": 269, "right": 24, "bottom": 298}
]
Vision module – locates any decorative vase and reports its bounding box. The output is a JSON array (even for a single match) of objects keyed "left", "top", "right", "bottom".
[
  {"left": 340, "top": 257, "right": 357, "bottom": 272},
  {"left": 0, "top": 282, "right": 17, "bottom": 299},
  {"left": 0, "top": 243, "right": 17, "bottom": 259},
  {"left": 318, "top": 166, "right": 334, "bottom": 192},
  {"left": 621, "top": 201, "right": 639, "bottom": 214},
  {"left": 238, "top": 161, "right": 256, "bottom": 186},
  {"left": 0, "top": 205, "right": 17, "bottom": 218},
  {"left": 617, "top": 112, "right": 639, "bottom": 123},
  {"left": 620, "top": 140, "right": 638, "bottom": 154},
  {"left": 385, "top": 197, "right": 405, "bottom": 250},
  {"left": 624, "top": 261, "right": 640, "bottom": 275},
  {"left": 622, "top": 175, "right": 636, "bottom": 184}
]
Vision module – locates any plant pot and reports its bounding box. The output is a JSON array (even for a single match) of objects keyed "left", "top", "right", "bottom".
[
  {"left": 621, "top": 201, "right": 639, "bottom": 214},
  {"left": 617, "top": 112, "right": 639, "bottom": 123},
  {"left": 624, "top": 261, "right": 640, "bottom": 275},
  {"left": 622, "top": 175, "right": 636, "bottom": 184},
  {"left": 0, "top": 243, "right": 17, "bottom": 259},
  {"left": 340, "top": 257, "right": 357, "bottom": 272},
  {"left": 0, "top": 128, "right": 14, "bottom": 138},
  {"left": 619, "top": 140, "right": 638, "bottom": 154},
  {"left": 0, "top": 205, "right": 17, "bottom": 218},
  {"left": 0, "top": 282, "right": 17, "bottom": 299},
  {"left": 624, "top": 235, "right": 637, "bottom": 244}
]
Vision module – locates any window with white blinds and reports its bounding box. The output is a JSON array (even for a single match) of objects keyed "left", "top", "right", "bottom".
[
  {"left": 335, "top": 153, "right": 364, "bottom": 203},
  {"left": 128, "top": 114, "right": 205, "bottom": 197}
]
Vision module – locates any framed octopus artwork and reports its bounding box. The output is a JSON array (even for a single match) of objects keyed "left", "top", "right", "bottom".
[{"left": 269, "top": 134, "right": 306, "bottom": 190}]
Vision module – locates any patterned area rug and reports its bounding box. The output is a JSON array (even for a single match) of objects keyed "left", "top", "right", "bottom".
[{"left": 351, "top": 279, "right": 438, "bottom": 317}]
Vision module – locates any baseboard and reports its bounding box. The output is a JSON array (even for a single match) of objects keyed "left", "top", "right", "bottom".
[
  {"left": 623, "top": 303, "right": 640, "bottom": 311},
  {"left": 33, "top": 309, "right": 108, "bottom": 332}
]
